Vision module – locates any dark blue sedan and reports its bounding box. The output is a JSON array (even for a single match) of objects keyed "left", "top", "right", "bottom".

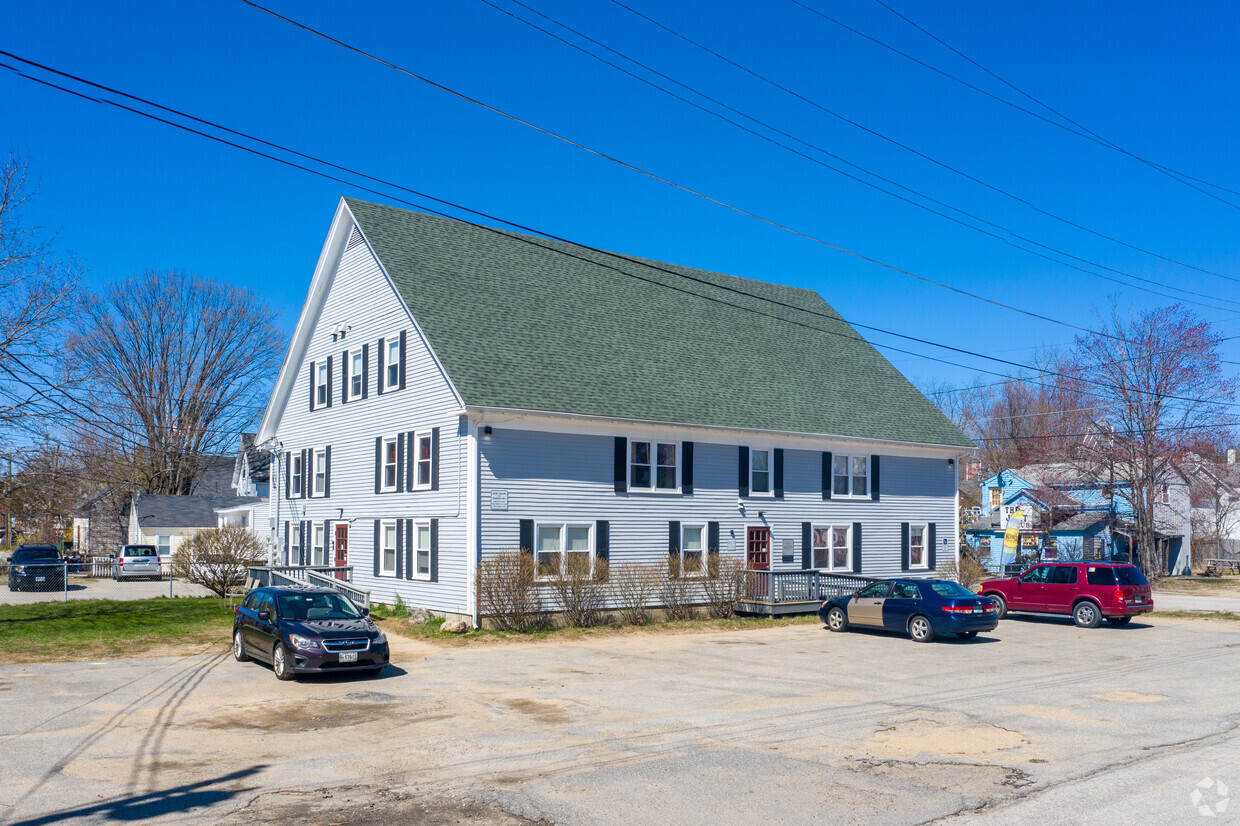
[{"left": 818, "top": 579, "right": 998, "bottom": 642}]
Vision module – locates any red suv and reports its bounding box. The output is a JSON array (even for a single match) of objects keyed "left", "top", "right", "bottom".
[{"left": 980, "top": 562, "right": 1153, "bottom": 628}]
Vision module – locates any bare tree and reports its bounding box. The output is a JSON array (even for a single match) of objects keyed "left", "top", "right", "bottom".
[
  {"left": 1068, "top": 304, "right": 1237, "bottom": 575},
  {"left": 172, "top": 525, "right": 264, "bottom": 597},
  {"left": 65, "top": 270, "right": 284, "bottom": 494},
  {"left": 1189, "top": 461, "right": 1240, "bottom": 563},
  {"left": 0, "top": 154, "right": 81, "bottom": 436},
  {"left": 6, "top": 440, "right": 86, "bottom": 545}
]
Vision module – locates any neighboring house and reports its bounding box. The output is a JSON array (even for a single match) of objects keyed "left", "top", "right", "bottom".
[
  {"left": 256, "top": 198, "right": 972, "bottom": 623},
  {"left": 233, "top": 433, "right": 272, "bottom": 498},
  {"left": 1185, "top": 449, "right": 1240, "bottom": 559},
  {"left": 967, "top": 461, "right": 1193, "bottom": 574},
  {"left": 128, "top": 493, "right": 266, "bottom": 558}
]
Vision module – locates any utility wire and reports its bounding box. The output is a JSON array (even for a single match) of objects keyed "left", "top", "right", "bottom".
[
  {"left": 4, "top": 50, "right": 1237, "bottom": 414},
  {"left": 481, "top": 0, "right": 1240, "bottom": 311},
  {"left": 787, "top": 0, "right": 1240, "bottom": 212},
  {"left": 227, "top": 4, "right": 1240, "bottom": 351}
]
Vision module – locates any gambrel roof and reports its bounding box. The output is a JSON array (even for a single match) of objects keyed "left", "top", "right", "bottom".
[{"left": 342, "top": 199, "right": 970, "bottom": 447}]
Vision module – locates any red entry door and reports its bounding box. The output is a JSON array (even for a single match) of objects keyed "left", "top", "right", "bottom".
[
  {"left": 747, "top": 527, "right": 771, "bottom": 571},
  {"left": 334, "top": 524, "right": 349, "bottom": 580}
]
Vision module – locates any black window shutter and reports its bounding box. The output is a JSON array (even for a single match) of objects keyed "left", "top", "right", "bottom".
[
  {"left": 323, "top": 519, "right": 331, "bottom": 565},
  {"left": 738, "top": 446, "right": 750, "bottom": 497},
  {"left": 300, "top": 449, "right": 308, "bottom": 499},
  {"left": 802, "top": 522, "right": 812, "bottom": 569},
  {"left": 870, "top": 455, "right": 881, "bottom": 501},
  {"left": 282, "top": 521, "right": 289, "bottom": 561},
  {"left": 376, "top": 337, "right": 385, "bottom": 395},
  {"left": 325, "top": 356, "right": 333, "bottom": 408},
  {"left": 430, "top": 518, "right": 439, "bottom": 582},
  {"left": 431, "top": 427, "right": 440, "bottom": 491},
  {"left": 852, "top": 522, "right": 862, "bottom": 573},
  {"left": 406, "top": 430, "right": 415, "bottom": 491},
  {"left": 928, "top": 523, "right": 937, "bottom": 569},
  {"left": 708, "top": 521, "right": 720, "bottom": 564},
  {"left": 284, "top": 451, "right": 291, "bottom": 499},
  {"left": 404, "top": 520, "right": 413, "bottom": 580},
  {"left": 613, "top": 437, "right": 627, "bottom": 493},
  {"left": 682, "top": 441, "right": 694, "bottom": 495},
  {"left": 374, "top": 437, "right": 382, "bottom": 494},
  {"left": 341, "top": 349, "right": 348, "bottom": 404},
  {"left": 362, "top": 343, "right": 369, "bottom": 399},
  {"left": 668, "top": 521, "right": 681, "bottom": 577},
  {"left": 595, "top": 520, "right": 609, "bottom": 581},
  {"left": 395, "top": 516, "right": 404, "bottom": 579},
  {"left": 323, "top": 446, "right": 331, "bottom": 498},
  {"left": 399, "top": 330, "right": 407, "bottom": 390},
  {"left": 373, "top": 520, "right": 381, "bottom": 577},
  {"left": 822, "top": 451, "right": 833, "bottom": 500},
  {"left": 519, "top": 519, "right": 534, "bottom": 559},
  {"left": 308, "top": 362, "right": 315, "bottom": 411},
  {"left": 901, "top": 522, "right": 910, "bottom": 571},
  {"left": 774, "top": 449, "right": 785, "bottom": 499},
  {"left": 396, "top": 432, "right": 406, "bottom": 493}
]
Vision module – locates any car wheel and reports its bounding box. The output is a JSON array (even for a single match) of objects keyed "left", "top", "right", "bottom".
[
  {"left": 988, "top": 594, "right": 1007, "bottom": 619},
  {"left": 6, "top": 580, "right": 15, "bottom": 592},
  {"left": 909, "top": 615, "right": 935, "bottom": 643},
  {"left": 956, "top": 631, "right": 978, "bottom": 640},
  {"left": 1073, "top": 601, "right": 1102, "bottom": 629},
  {"left": 826, "top": 606, "right": 849, "bottom": 632},
  {"left": 233, "top": 630, "right": 250, "bottom": 662},
  {"left": 1105, "top": 616, "right": 1132, "bottom": 627},
  {"left": 272, "top": 644, "right": 295, "bottom": 681}
]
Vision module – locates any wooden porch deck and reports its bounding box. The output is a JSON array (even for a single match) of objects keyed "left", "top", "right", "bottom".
[{"left": 736, "top": 570, "right": 874, "bottom": 616}]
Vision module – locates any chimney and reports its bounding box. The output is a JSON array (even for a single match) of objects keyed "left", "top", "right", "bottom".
[{"left": 1229, "top": 448, "right": 1237, "bottom": 465}]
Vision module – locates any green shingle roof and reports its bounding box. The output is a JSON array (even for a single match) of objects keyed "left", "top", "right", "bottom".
[{"left": 346, "top": 198, "right": 972, "bottom": 448}]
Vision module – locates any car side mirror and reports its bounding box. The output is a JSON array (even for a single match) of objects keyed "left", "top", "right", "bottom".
[
  {"left": 257, "top": 611, "right": 271, "bottom": 622},
  {"left": 361, "top": 607, "right": 370, "bottom": 616}
]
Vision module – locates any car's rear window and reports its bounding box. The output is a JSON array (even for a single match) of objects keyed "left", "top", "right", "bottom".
[
  {"left": 1116, "top": 566, "right": 1149, "bottom": 586},
  {"left": 1086, "top": 566, "right": 1117, "bottom": 586},
  {"left": 929, "top": 581, "right": 977, "bottom": 598},
  {"left": 124, "top": 546, "right": 157, "bottom": 557},
  {"left": 13, "top": 547, "right": 60, "bottom": 562}
]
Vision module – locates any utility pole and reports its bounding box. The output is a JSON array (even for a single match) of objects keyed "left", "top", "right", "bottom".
[{"left": 4, "top": 454, "right": 11, "bottom": 554}]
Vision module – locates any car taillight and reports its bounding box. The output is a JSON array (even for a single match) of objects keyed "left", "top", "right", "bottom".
[
  {"left": 942, "top": 605, "right": 974, "bottom": 614},
  {"left": 1112, "top": 588, "right": 1125, "bottom": 603}
]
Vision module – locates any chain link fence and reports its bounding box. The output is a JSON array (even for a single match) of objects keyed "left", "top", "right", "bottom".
[{"left": 0, "top": 557, "right": 215, "bottom": 605}]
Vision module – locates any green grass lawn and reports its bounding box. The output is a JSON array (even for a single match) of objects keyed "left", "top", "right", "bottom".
[{"left": 0, "top": 598, "right": 235, "bottom": 664}]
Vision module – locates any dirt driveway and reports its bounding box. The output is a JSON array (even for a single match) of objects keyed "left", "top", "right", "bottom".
[{"left": 1, "top": 614, "right": 1237, "bottom": 824}]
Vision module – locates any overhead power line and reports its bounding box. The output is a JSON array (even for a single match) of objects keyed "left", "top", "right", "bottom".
[
  {"left": 601, "top": 0, "right": 1240, "bottom": 287},
  {"left": 480, "top": 0, "right": 1240, "bottom": 311},
  {"left": 787, "top": 0, "right": 1240, "bottom": 212},
  {"left": 3, "top": 49, "right": 1237, "bottom": 417},
  {"left": 226, "top": 4, "right": 1240, "bottom": 351}
]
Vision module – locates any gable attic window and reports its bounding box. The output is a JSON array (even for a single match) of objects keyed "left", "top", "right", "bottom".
[
  {"left": 384, "top": 335, "right": 401, "bottom": 391},
  {"left": 990, "top": 487, "right": 1001, "bottom": 509},
  {"left": 349, "top": 348, "right": 364, "bottom": 400},
  {"left": 315, "top": 361, "right": 329, "bottom": 408},
  {"left": 630, "top": 441, "right": 678, "bottom": 491}
]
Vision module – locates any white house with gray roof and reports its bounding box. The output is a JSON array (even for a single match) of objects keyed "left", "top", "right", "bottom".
[{"left": 256, "top": 198, "right": 974, "bottom": 624}]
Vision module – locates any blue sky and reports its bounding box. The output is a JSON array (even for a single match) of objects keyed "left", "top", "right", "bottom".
[{"left": 5, "top": 0, "right": 1240, "bottom": 398}]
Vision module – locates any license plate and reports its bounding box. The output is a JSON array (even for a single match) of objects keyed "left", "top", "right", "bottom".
[
  {"left": 1134, "top": 597, "right": 1143, "bottom": 603},
  {"left": 35, "top": 576, "right": 45, "bottom": 582},
  {"left": 338, "top": 651, "right": 358, "bottom": 663}
]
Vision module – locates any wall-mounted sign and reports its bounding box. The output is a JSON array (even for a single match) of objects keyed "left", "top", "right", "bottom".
[
  {"left": 490, "top": 490, "right": 509, "bottom": 511},
  {"left": 1020, "top": 533, "right": 1040, "bottom": 549},
  {"left": 1001, "top": 505, "right": 1034, "bottom": 530}
]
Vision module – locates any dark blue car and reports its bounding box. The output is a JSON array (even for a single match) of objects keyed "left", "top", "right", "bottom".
[{"left": 818, "top": 578, "right": 998, "bottom": 642}]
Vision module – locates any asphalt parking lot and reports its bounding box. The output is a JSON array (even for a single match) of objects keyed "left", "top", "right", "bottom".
[
  {"left": 0, "top": 577, "right": 214, "bottom": 606},
  {"left": 0, "top": 613, "right": 1237, "bottom": 825}
]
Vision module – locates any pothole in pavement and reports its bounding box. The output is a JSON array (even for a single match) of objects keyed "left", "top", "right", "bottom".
[
  {"left": 224, "top": 786, "right": 545, "bottom": 825},
  {"left": 851, "top": 757, "right": 1034, "bottom": 798},
  {"left": 850, "top": 717, "right": 1031, "bottom": 761},
  {"left": 193, "top": 695, "right": 451, "bottom": 733}
]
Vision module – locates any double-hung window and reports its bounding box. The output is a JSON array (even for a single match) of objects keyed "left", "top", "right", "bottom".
[
  {"left": 349, "top": 348, "right": 364, "bottom": 400},
  {"left": 315, "top": 361, "right": 329, "bottom": 409},
  {"left": 290, "top": 454, "right": 303, "bottom": 497},
  {"left": 630, "top": 441, "right": 678, "bottom": 491},
  {"left": 681, "top": 524, "right": 705, "bottom": 575},
  {"left": 750, "top": 449, "right": 771, "bottom": 495},
  {"left": 989, "top": 487, "right": 1001, "bottom": 509},
  {"left": 156, "top": 535, "right": 171, "bottom": 558},
  {"left": 380, "top": 521, "right": 398, "bottom": 576},
  {"left": 909, "top": 523, "right": 928, "bottom": 568},
  {"left": 812, "top": 525, "right": 851, "bottom": 571},
  {"left": 381, "top": 436, "right": 399, "bottom": 492},
  {"left": 832, "top": 455, "right": 868, "bottom": 497},
  {"left": 313, "top": 449, "right": 327, "bottom": 497},
  {"left": 536, "top": 523, "right": 592, "bottom": 578},
  {"left": 412, "top": 431, "right": 433, "bottom": 489},
  {"left": 290, "top": 524, "right": 301, "bottom": 563},
  {"left": 384, "top": 335, "right": 401, "bottom": 391},
  {"left": 414, "top": 521, "right": 432, "bottom": 579},
  {"left": 313, "top": 524, "right": 325, "bottom": 566}
]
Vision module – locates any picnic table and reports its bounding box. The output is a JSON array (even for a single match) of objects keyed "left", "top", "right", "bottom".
[{"left": 1203, "top": 558, "right": 1240, "bottom": 577}]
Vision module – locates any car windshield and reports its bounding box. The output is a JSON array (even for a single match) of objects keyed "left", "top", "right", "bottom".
[
  {"left": 276, "top": 592, "right": 362, "bottom": 622},
  {"left": 929, "top": 581, "right": 977, "bottom": 598},
  {"left": 13, "top": 547, "right": 59, "bottom": 562},
  {"left": 1116, "top": 566, "right": 1149, "bottom": 586}
]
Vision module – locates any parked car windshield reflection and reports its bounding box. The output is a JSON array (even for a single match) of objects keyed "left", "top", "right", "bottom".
[
  {"left": 927, "top": 581, "right": 977, "bottom": 598},
  {"left": 276, "top": 592, "right": 364, "bottom": 621}
]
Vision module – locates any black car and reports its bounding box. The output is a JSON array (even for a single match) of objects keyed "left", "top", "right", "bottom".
[
  {"left": 818, "top": 578, "right": 999, "bottom": 643},
  {"left": 233, "top": 586, "right": 389, "bottom": 681},
  {"left": 7, "top": 545, "right": 66, "bottom": 592}
]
